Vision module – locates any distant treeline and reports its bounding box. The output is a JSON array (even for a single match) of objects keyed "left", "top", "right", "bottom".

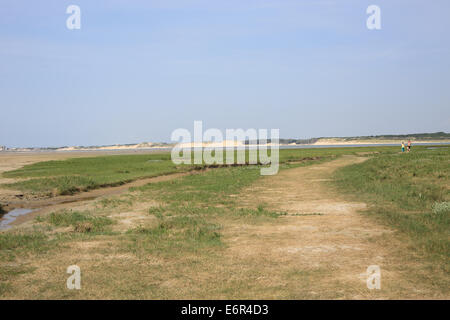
[
  {"left": 245, "top": 132, "right": 449, "bottom": 145},
  {"left": 335, "top": 132, "right": 450, "bottom": 141}
]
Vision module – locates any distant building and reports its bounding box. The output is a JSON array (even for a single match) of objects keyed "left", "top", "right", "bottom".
[{"left": 0, "top": 146, "right": 6, "bottom": 151}]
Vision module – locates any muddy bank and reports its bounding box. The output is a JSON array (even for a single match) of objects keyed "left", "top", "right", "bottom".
[
  {"left": 0, "top": 160, "right": 269, "bottom": 210},
  {"left": 0, "top": 208, "right": 35, "bottom": 230},
  {"left": 0, "top": 171, "right": 194, "bottom": 229},
  {"left": 0, "top": 163, "right": 243, "bottom": 228}
]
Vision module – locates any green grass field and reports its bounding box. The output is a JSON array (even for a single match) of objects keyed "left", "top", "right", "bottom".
[
  {"left": 2, "top": 146, "right": 398, "bottom": 196},
  {"left": 2, "top": 153, "right": 179, "bottom": 195}
]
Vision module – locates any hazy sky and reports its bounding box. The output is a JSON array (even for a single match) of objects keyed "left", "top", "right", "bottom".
[{"left": 1, "top": 0, "right": 449, "bottom": 147}]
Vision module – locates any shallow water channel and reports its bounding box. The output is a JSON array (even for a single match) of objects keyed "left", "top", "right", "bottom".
[{"left": 0, "top": 208, "right": 35, "bottom": 230}]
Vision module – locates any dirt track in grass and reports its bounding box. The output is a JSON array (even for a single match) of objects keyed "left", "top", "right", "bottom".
[{"left": 230, "top": 155, "right": 445, "bottom": 298}]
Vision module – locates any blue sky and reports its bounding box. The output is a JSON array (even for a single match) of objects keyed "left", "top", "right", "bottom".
[{"left": 1, "top": 0, "right": 449, "bottom": 147}]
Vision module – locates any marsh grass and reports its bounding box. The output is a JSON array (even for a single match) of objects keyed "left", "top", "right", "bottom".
[
  {"left": 2, "top": 153, "right": 180, "bottom": 195},
  {"left": 135, "top": 166, "right": 262, "bottom": 206},
  {"left": 333, "top": 147, "right": 449, "bottom": 263},
  {"left": 0, "top": 231, "right": 49, "bottom": 253},
  {"left": 43, "top": 210, "right": 115, "bottom": 233},
  {"left": 0, "top": 225, "right": 83, "bottom": 295},
  {"left": 0, "top": 264, "right": 35, "bottom": 295},
  {"left": 125, "top": 216, "right": 223, "bottom": 256},
  {"left": 2, "top": 146, "right": 398, "bottom": 196}
]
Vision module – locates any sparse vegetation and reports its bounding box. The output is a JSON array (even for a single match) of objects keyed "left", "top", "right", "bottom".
[
  {"left": 333, "top": 146, "right": 449, "bottom": 263},
  {"left": 125, "top": 215, "right": 223, "bottom": 256},
  {"left": 43, "top": 210, "right": 115, "bottom": 233},
  {"left": 0, "top": 231, "right": 51, "bottom": 261}
]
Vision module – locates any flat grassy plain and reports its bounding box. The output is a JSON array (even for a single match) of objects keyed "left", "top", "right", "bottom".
[
  {"left": 2, "top": 153, "right": 179, "bottom": 195},
  {"left": 1, "top": 146, "right": 395, "bottom": 196},
  {"left": 0, "top": 145, "right": 448, "bottom": 298}
]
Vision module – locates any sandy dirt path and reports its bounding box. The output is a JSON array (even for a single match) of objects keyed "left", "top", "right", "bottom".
[{"left": 227, "top": 155, "right": 439, "bottom": 299}]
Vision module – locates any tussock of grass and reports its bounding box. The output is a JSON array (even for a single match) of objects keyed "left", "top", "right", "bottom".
[
  {"left": 43, "top": 210, "right": 114, "bottom": 233},
  {"left": 148, "top": 206, "right": 165, "bottom": 219},
  {"left": 234, "top": 207, "right": 287, "bottom": 218},
  {"left": 99, "top": 197, "right": 132, "bottom": 209}
]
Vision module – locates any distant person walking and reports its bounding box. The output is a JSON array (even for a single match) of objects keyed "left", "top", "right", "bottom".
[
  {"left": 407, "top": 140, "right": 411, "bottom": 152},
  {"left": 401, "top": 142, "right": 405, "bottom": 152}
]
